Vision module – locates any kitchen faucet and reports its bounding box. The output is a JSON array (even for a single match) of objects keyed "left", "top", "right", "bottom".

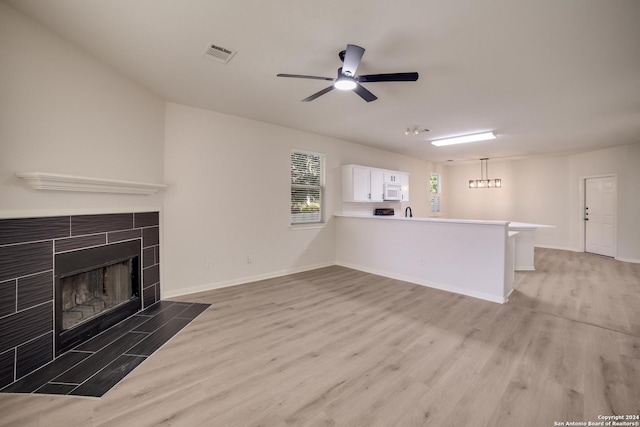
[{"left": 405, "top": 206, "right": 412, "bottom": 218}]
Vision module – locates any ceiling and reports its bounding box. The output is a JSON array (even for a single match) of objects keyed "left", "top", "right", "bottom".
[{"left": 6, "top": 0, "right": 640, "bottom": 163}]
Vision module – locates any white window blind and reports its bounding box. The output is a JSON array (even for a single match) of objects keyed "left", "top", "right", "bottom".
[
  {"left": 291, "top": 150, "right": 324, "bottom": 224},
  {"left": 430, "top": 195, "right": 441, "bottom": 214},
  {"left": 430, "top": 173, "right": 441, "bottom": 215}
]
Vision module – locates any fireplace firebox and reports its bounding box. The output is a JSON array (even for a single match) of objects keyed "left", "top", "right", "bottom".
[{"left": 55, "top": 240, "right": 141, "bottom": 355}]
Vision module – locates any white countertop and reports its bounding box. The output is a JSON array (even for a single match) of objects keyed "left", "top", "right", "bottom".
[
  {"left": 508, "top": 222, "right": 555, "bottom": 229},
  {"left": 334, "top": 213, "right": 553, "bottom": 229},
  {"left": 333, "top": 213, "right": 509, "bottom": 226}
]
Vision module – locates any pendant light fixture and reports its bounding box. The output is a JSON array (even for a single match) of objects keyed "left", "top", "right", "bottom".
[{"left": 469, "top": 158, "right": 502, "bottom": 188}]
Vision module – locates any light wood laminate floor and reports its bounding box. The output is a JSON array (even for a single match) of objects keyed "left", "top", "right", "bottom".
[{"left": 1, "top": 248, "right": 639, "bottom": 426}]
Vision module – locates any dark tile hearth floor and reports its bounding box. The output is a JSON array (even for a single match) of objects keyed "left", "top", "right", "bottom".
[{"left": 0, "top": 301, "right": 210, "bottom": 398}]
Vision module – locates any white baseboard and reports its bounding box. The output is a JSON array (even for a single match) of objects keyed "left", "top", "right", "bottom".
[
  {"left": 162, "top": 262, "right": 335, "bottom": 299},
  {"left": 615, "top": 257, "right": 640, "bottom": 264},
  {"left": 334, "top": 261, "right": 506, "bottom": 304},
  {"left": 534, "top": 244, "right": 581, "bottom": 252},
  {"left": 163, "top": 251, "right": 639, "bottom": 302},
  {"left": 515, "top": 266, "right": 535, "bottom": 271},
  {"left": 504, "top": 288, "right": 514, "bottom": 303},
  {"left": 535, "top": 245, "right": 640, "bottom": 264}
]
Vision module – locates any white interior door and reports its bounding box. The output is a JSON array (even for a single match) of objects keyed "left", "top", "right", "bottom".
[{"left": 584, "top": 176, "right": 615, "bottom": 257}]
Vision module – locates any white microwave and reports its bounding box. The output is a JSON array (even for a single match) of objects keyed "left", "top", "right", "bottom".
[{"left": 383, "top": 182, "right": 402, "bottom": 201}]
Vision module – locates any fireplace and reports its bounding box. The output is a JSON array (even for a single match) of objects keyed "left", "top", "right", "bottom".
[
  {"left": 0, "top": 211, "right": 160, "bottom": 390},
  {"left": 55, "top": 240, "right": 141, "bottom": 355}
]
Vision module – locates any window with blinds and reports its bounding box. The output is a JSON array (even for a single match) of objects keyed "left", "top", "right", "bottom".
[
  {"left": 430, "top": 173, "right": 442, "bottom": 215},
  {"left": 291, "top": 150, "right": 325, "bottom": 224},
  {"left": 430, "top": 195, "right": 441, "bottom": 214}
]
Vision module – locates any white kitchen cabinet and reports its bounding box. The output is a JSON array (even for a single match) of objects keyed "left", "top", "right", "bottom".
[
  {"left": 350, "top": 166, "right": 372, "bottom": 202},
  {"left": 342, "top": 165, "right": 409, "bottom": 203},
  {"left": 400, "top": 173, "right": 410, "bottom": 202},
  {"left": 343, "top": 165, "right": 380, "bottom": 202},
  {"left": 383, "top": 172, "right": 401, "bottom": 184},
  {"left": 370, "top": 169, "right": 384, "bottom": 202}
]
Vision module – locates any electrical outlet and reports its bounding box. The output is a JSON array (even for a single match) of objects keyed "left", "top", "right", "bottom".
[
  {"left": 247, "top": 256, "right": 254, "bottom": 264},
  {"left": 205, "top": 261, "right": 212, "bottom": 270}
]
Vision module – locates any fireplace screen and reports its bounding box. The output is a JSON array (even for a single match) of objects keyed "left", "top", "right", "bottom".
[
  {"left": 55, "top": 239, "right": 141, "bottom": 355},
  {"left": 60, "top": 259, "right": 134, "bottom": 331}
]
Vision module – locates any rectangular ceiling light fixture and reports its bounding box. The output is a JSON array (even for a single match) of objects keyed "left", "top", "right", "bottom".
[{"left": 431, "top": 131, "right": 496, "bottom": 147}]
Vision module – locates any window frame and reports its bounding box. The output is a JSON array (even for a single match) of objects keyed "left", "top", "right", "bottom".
[
  {"left": 290, "top": 149, "right": 325, "bottom": 226},
  {"left": 429, "top": 172, "right": 442, "bottom": 216}
]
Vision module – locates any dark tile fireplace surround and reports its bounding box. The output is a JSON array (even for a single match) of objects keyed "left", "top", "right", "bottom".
[{"left": 0, "top": 212, "right": 162, "bottom": 391}]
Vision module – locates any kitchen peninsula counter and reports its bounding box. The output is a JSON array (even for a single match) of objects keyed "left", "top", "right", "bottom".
[
  {"left": 334, "top": 213, "right": 510, "bottom": 226},
  {"left": 508, "top": 222, "right": 554, "bottom": 270},
  {"left": 334, "top": 214, "right": 515, "bottom": 303}
]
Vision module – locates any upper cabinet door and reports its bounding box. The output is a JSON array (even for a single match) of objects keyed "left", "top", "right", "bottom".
[
  {"left": 370, "top": 169, "right": 384, "bottom": 202},
  {"left": 351, "top": 166, "right": 371, "bottom": 202},
  {"left": 343, "top": 165, "right": 372, "bottom": 202},
  {"left": 383, "top": 172, "right": 401, "bottom": 184},
  {"left": 400, "top": 173, "right": 410, "bottom": 202}
]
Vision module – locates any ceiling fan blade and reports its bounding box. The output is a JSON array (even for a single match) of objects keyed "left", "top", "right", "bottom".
[
  {"left": 342, "top": 44, "right": 365, "bottom": 77},
  {"left": 277, "top": 74, "right": 334, "bottom": 81},
  {"left": 302, "top": 85, "right": 335, "bottom": 102},
  {"left": 358, "top": 72, "right": 419, "bottom": 83},
  {"left": 353, "top": 83, "right": 377, "bottom": 102}
]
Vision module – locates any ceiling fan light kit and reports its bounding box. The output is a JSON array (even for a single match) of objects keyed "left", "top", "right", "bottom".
[
  {"left": 334, "top": 78, "right": 357, "bottom": 91},
  {"left": 431, "top": 131, "right": 496, "bottom": 147},
  {"left": 277, "top": 44, "right": 419, "bottom": 102}
]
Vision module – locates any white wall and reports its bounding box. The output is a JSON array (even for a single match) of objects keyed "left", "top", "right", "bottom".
[
  {"left": 623, "top": 143, "right": 640, "bottom": 260},
  {"left": 162, "top": 102, "right": 434, "bottom": 297},
  {"left": 0, "top": 2, "right": 435, "bottom": 298},
  {"left": 7, "top": 0, "right": 635, "bottom": 299},
  {"left": 444, "top": 143, "right": 640, "bottom": 261},
  {"left": 0, "top": 2, "right": 165, "bottom": 215},
  {"left": 568, "top": 144, "right": 640, "bottom": 262}
]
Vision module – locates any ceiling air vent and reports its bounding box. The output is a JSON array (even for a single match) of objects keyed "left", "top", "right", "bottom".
[{"left": 202, "top": 43, "right": 237, "bottom": 64}]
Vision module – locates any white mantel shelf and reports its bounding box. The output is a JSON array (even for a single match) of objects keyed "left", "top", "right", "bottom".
[{"left": 15, "top": 172, "right": 168, "bottom": 195}]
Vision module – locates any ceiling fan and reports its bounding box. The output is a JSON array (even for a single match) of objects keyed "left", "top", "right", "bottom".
[{"left": 277, "top": 44, "right": 419, "bottom": 102}]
